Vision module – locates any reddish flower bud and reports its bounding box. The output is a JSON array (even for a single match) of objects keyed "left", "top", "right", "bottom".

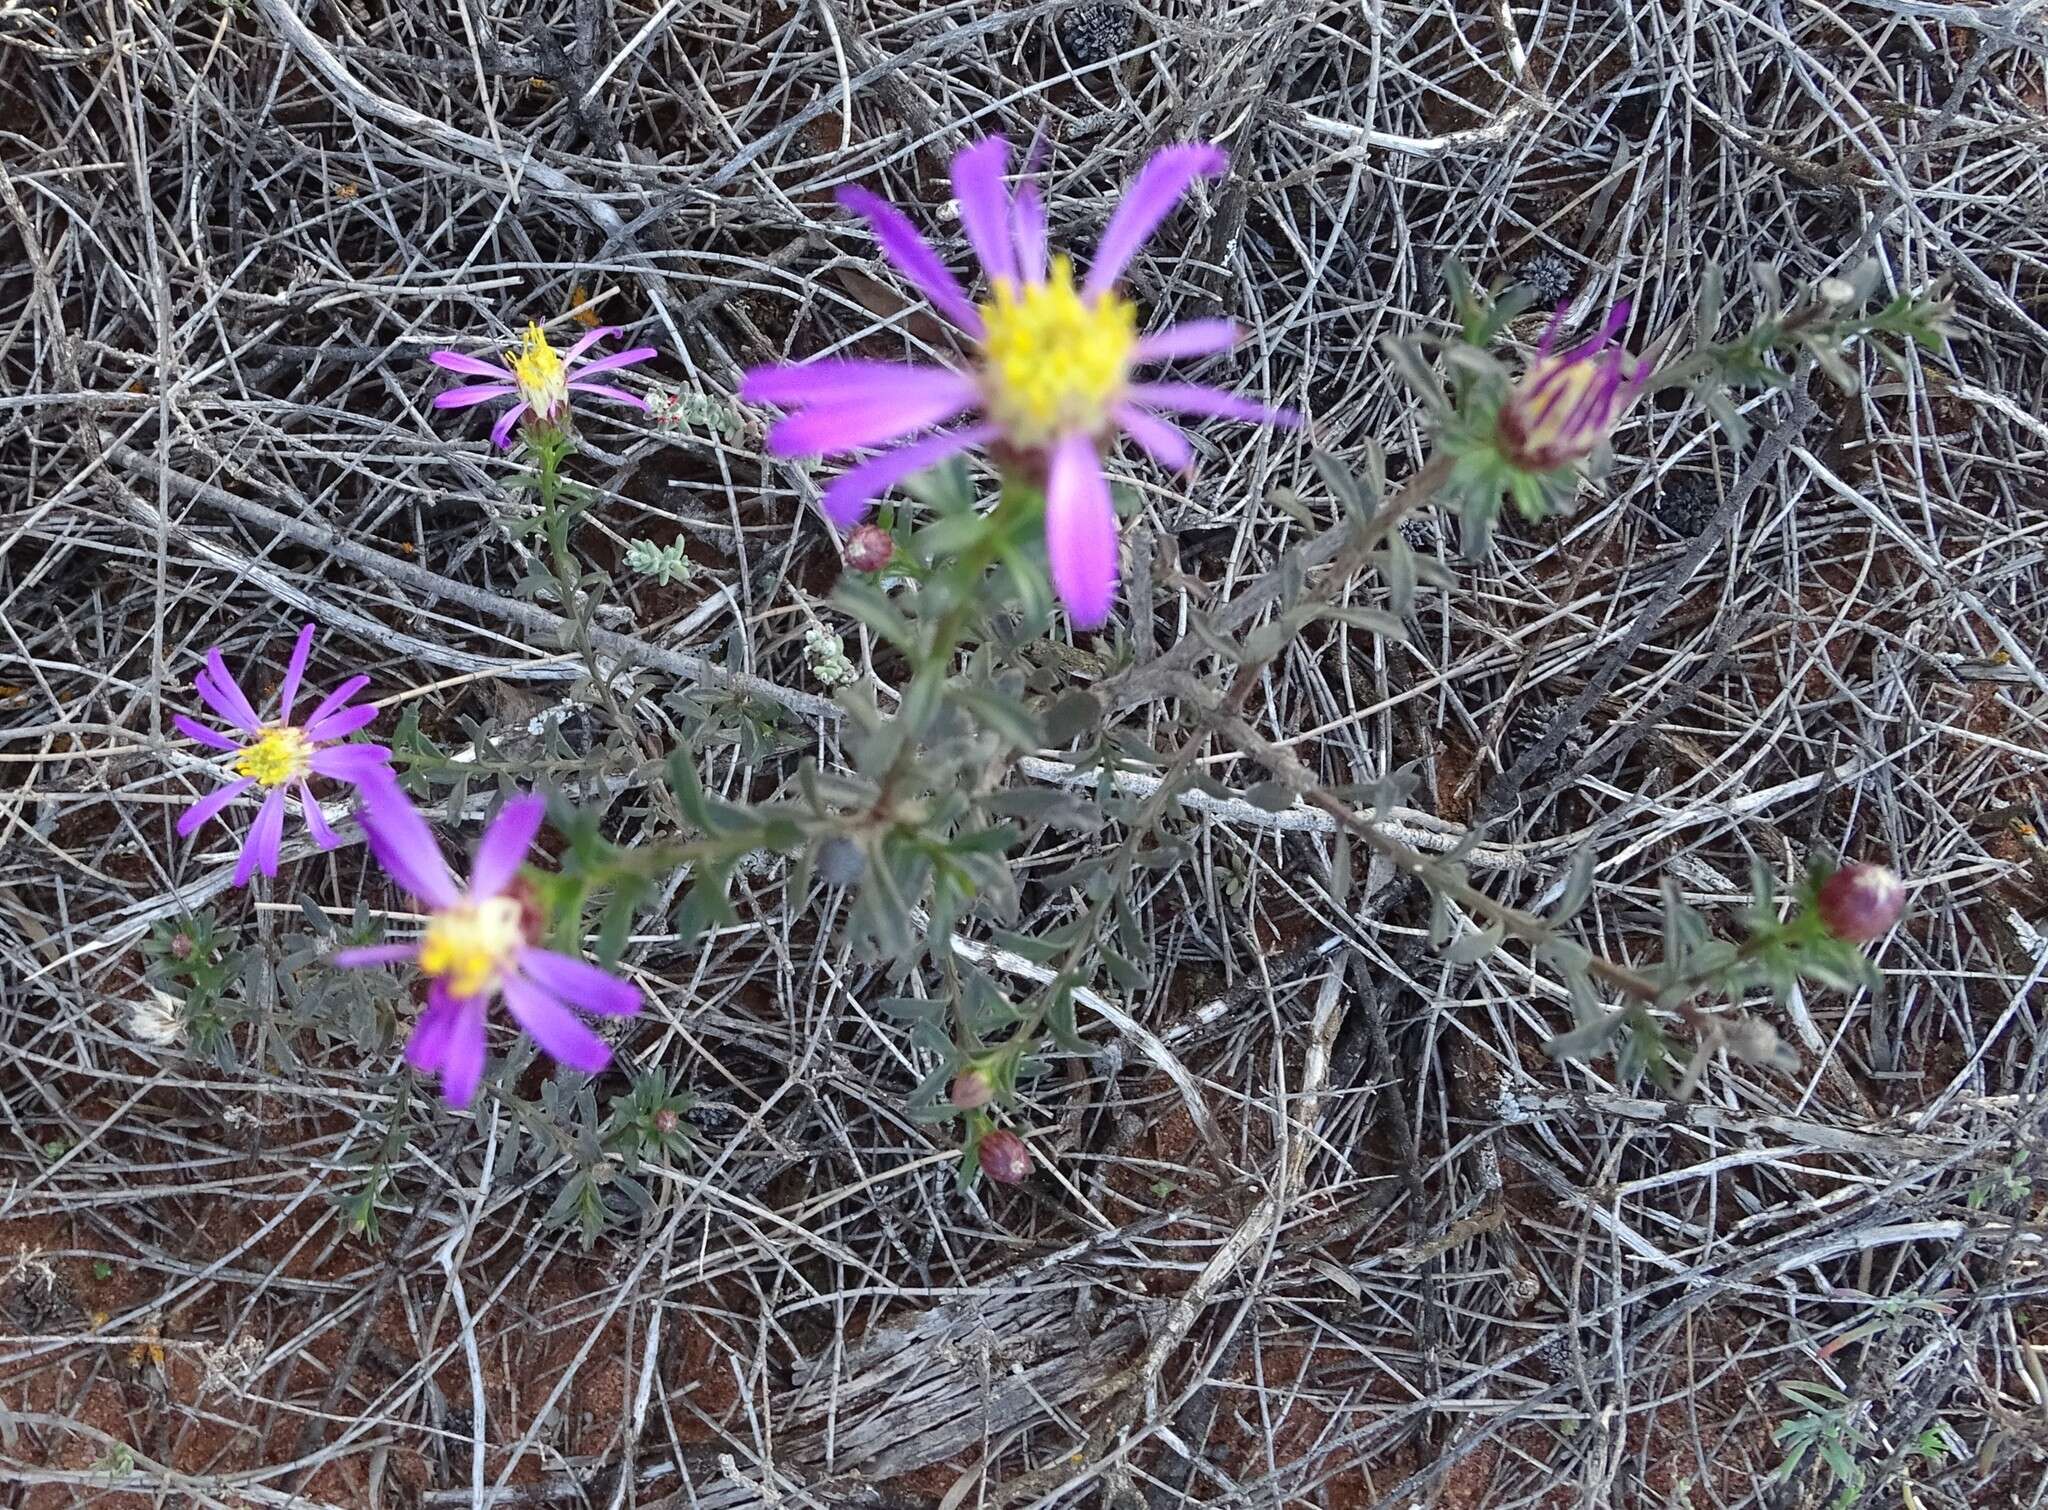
[
  {"left": 1816, "top": 863, "right": 1905, "bottom": 943},
  {"left": 653, "top": 1108, "right": 681, "bottom": 1136},
  {"left": 950, "top": 1069, "right": 995, "bottom": 1111},
  {"left": 977, "top": 1128, "right": 1032, "bottom": 1184},
  {"left": 169, "top": 934, "right": 195, "bottom": 962},
  {"left": 1495, "top": 303, "right": 1650, "bottom": 474},
  {"left": 843, "top": 524, "right": 894, "bottom": 573}
]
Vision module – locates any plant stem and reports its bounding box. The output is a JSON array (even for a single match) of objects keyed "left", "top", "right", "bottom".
[{"left": 527, "top": 425, "right": 687, "bottom": 829}]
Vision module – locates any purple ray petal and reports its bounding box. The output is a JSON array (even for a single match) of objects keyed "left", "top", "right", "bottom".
[
  {"left": 1553, "top": 303, "right": 1633, "bottom": 368},
  {"left": 404, "top": 984, "right": 460, "bottom": 1072},
  {"left": 836, "top": 185, "right": 985, "bottom": 335},
  {"left": 301, "top": 674, "right": 370, "bottom": 734},
  {"left": 434, "top": 382, "right": 520, "bottom": 410},
  {"left": 195, "top": 671, "right": 253, "bottom": 734},
  {"left": 819, "top": 422, "right": 1000, "bottom": 529},
  {"left": 300, "top": 782, "right": 339, "bottom": 850},
  {"left": 178, "top": 776, "right": 256, "bottom": 837},
  {"left": 516, "top": 947, "right": 642, "bottom": 1016},
  {"left": 436, "top": 997, "right": 489, "bottom": 1108},
  {"left": 490, "top": 402, "right": 529, "bottom": 450},
  {"left": 335, "top": 942, "right": 418, "bottom": 968},
  {"left": 561, "top": 325, "right": 621, "bottom": 364},
  {"left": 501, "top": 974, "right": 612, "bottom": 1074},
  {"left": 1012, "top": 178, "right": 1048, "bottom": 286},
  {"left": 1083, "top": 144, "right": 1229, "bottom": 300},
  {"left": 471, "top": 794, "right": 545, "bottom": 898},
  {"left": 742, "top": 359, "right": 964, "bottom": 408},
  {"left": 200, "top": 649, "right": 262, "bottom": 732},
  {"left": 563, "top": 381, "right": 647, "bottom": 409},
  {"left": 765, "top": 376, "right": 981, "bottom": 458},
  {"left": 1123, "top": 382, "right": 1299, "bottom": 427},
  {"left": 172, "top": 713, "right": 241, "bottom": 752},
  {"left": 233, "top": 788, "right": 288, "bottom": 887},
  {"left": 568, "top": 345, "right": 658, "bottom": 379},
  {"left": 308, "top": 740, "right": 391, "bottom": 784},
  {"left": 431, "top": 350, "right": 512, "bottom": 379},
  {"left": 770, "top": 383, "right": 987, "bottom": 458},
  {"left": 357, "top": 783, "right": 461, "bottom": 910},
  {"left": 304, "top": 702, "right": 379, "bottom": 743},
  {"left": 952, "top": 136, "right": 1018, "bottom": 289},
  {"left": 1115, "top": 404, "right": 1194, "bottom": 472},
  {"left": 1134, "top": 319, "right": 1241, "bottom": 364},
  {"left": 1046, "top": 432, "right": 1120, "bottom": 630},
  {"left": 276, "top": 623, "right": 317, "bottom": 724}
]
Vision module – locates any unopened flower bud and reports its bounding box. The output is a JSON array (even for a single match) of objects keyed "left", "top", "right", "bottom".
[
  {"left": 653, "top": 1108, "right": 681, "bottom": 1136},
  {"left": 950, "top": 1069, "right": 995, "bottom": 1111},
  {"left": 843, "top": 524, "right": 894, "bottom": 573},
  {"left": 977, "top": 1128, "right": 1032, "bottom": 1184},
  {"left": 1816, "top": 863, "right": 1905, "bottom": 943},
  {"left": 1495, "top": 302, "right": 1649, "bottom": 474},
  {"left": 169, "top": 934, "right": 195, "bottom": 962}
]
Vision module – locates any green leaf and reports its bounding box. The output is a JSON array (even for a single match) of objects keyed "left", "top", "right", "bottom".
[
  {"left": 903, "top": 454, "right": 975, "bottom": 513},
  {"left": 1044, "top": 689, "right": 1103, "bottom": 746},
  {"left": 832, "top": 578, "right": 916, "bottom": 652},
  {"left": 1380, "top": 532, "right": 1417, "bottom": 617},
  {"left": 1101, "top": 950, "right": 1144, "bottom": 992},
  {"left": 1553, "top": 847, "right": 1597, "bottom": 922},
  {"left": 1324, "top": 606, "right": 1409, "bottom": 643},
  {"left": 1313, "top": 451, "right": 1373, "bottom": 526},
  {"left": 1696, "top": 262, "right": 1723, "bottom": 343},
  {"left": 914, "top": 509, "right": 993, "bottom": 560},
  {"left": 1237, "top": 622, "right": 1289, "bottom": 666},
  {"left": 1242, "top": 781, "right": 1296, "bottom": 813},
  {"left": 1444, "top": 923, "right": 1505, "bottom": 965},
  {"left": 1545, "top": 1011, "right": 1625, "bottom": 1062},
  {"left": 674, "top": 877, "right": 734, "bottom": 941},
  {"left": 1045, "top": 990, "right": 1089, "bottom": 1054},
  {"left": 1379, "top": 334, "right": 1448, "bottom": 414},
  {"left": 985, "top": 788, "right": 1090, "bottom": 827},
  {"left": 954, "top": 686, "right": 1042, "bottom": 750}
]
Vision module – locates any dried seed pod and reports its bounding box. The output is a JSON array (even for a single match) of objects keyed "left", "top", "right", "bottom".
[{"left": 1057, "top": 2, "right": 1134, "bottom": 66}]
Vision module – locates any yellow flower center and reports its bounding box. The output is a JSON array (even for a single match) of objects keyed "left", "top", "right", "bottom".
[
  {"left": 509, "top": 322, "right": 569, "bottom": 420},
  {"left": 417, "top": 896, "right": 525, "bottom": 999},
  {"left": 232, "top": 727, "right": 313, "bottom": 788},
  {"left": 978, "top": 256, "right": 1137, "bottom": 448},
  {"left": 1511, "top": 356, "right": 1603, "bottom": 451}
]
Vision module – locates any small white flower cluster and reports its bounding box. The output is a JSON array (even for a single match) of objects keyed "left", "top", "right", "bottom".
[
  {"left": 624, "top": 538, "right": 693, "bottom": 587},
  {"left": 804, "top": 628, "right": 856, "bottom": 687},
  {"left": 645, "top": 387, "right": 744, "bottom": 442}
]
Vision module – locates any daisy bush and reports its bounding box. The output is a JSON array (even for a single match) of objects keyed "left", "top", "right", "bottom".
[{"left": 152, "top": 137, "right": 1950, "bottom": 1209}]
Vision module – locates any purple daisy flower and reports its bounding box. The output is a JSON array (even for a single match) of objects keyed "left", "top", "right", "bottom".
[
  {"left": 335, "top": 786, "right": 643, "bottom": 1108},
  {"left": 1495, "top": 302, "right": 1652, "bottom": 474},
  {"left": 430, "top": 322, "right": 658, "bottom": 449},
  {"left": 740, "top": 137, "right": 1297, "bottom": 629},
  {"left": 173, "top": 623, "right": 392, "bottom": 888}
]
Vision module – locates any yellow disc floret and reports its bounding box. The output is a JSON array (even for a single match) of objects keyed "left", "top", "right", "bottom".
[
  {"left": 417, "top": 896, "right": 525, "bottom": 999},
  {"left": 509, "top": 322, "right": 569, "bottom": 420},
  {"left": 232, "top": 727, "right": 314, "bottom": 788},
  {"left": 978, "top": 256, "right": 1137, "bottom": 448}
]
